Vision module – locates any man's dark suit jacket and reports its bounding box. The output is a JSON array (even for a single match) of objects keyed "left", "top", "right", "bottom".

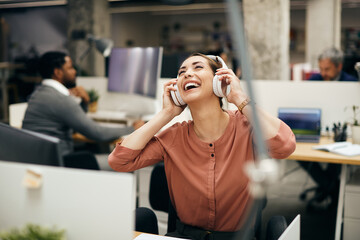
[{"left": 308, "top": 71, "right": 358, "bottom": 81}]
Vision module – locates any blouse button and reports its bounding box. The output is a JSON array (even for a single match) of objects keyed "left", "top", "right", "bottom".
[
  {"left": 209, "top": 143, "right": 213, "bottom": 147},
  {"left": 211, "top": 153, "right": 214, "bottom": 157}
]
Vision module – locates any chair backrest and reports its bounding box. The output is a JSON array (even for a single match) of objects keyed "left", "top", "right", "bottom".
[
  {"left": 149, "top": 162, "right": 177, "bottom": 233},
  {"left": 9, "top": 102, "right": 28, "bottom": 128},
  {"left": 149, "top": 162, "right": 170, "bottom": 212},
  {"left": 63, "top": 151, "right": 100, "bottom": 170}
]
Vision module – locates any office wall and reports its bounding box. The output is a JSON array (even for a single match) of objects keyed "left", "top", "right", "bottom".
[
  {"left": 111, "top": 7, "right": 360, "bottom": 66},
  {"left": 111, "top": 11, "right": 227, "bottom": 52},
  {"left": 2, "top": 6, "right": 67, "bottom": 60},
  {"left": 1, "top": 5, "right": 359, "bottom": 64},
  {"left": 78, "top": 76, "right": 360, "bottom": 135},
  {"left": 230, "top": 80, "right": 360, "bottom": 134},
  {"left": 77, "top": 77, "right": 159, "bottom": 117}
]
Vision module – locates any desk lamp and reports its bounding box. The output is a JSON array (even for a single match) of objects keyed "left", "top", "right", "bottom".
[
  {"left": 78, "top": 34, "right": 114, "bottom": 75},
  {"left": 86, "top": 34, "right": 114, "bottom": 57}
]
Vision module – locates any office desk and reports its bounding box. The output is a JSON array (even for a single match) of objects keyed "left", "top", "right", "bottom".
[
  {"left": 72, "top": 132, "right": 122, "bottom": 145},
  {"left": 287, "top": 137, "right": 360, "bottom": 240},
  {"left": 87, "top": 110, "right": 130, "bottom": 124}
]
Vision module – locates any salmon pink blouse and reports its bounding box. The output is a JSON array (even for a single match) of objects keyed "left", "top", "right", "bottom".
[{"left": 109, "top": 110, "right": 296, "bottom": 232}]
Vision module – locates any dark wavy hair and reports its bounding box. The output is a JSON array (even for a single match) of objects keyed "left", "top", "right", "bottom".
[{"left": 38, "top": 51, "right": 67, "bottom": 79}]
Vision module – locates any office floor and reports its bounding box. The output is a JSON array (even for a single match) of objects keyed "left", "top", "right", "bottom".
[{"left": 260, "top": 160, "right": 337, "bottom": 240}]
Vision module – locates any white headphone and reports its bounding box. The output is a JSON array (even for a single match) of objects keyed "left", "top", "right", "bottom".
[{"left": 170, "top": 55, "right": 231, "bottom": 106}]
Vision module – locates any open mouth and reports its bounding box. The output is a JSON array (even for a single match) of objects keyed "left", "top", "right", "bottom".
[{"left": 184, "top": 82, "right": 200, "bottom": 91}]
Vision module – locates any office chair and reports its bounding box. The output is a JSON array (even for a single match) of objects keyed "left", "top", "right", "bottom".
[
  {"left": 63, "top": 151, "right": 100, "bottom": 170},
  {"left": 298, "top": 161, "right": 340, "bottom": 210},
  {"left": 148, "top": 162, "right": 287, "bottom": 239},
  {"left": 149, "top": 162, "right": 177, "bottom": 233},
  {"left": 135, "top": 207, "right": 159, "bottom": 235},
  {"left": 266, "top": 216, "right": 288, "bottom": 240}
]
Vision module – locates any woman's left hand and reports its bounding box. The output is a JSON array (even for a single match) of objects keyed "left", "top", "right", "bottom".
[{"left": 215, "top": 68, "right": 248, "bottom": 107}]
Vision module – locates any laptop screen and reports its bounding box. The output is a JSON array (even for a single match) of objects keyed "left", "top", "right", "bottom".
[{"left": 278, "top": 108, "right": 321, "bottom": 142}]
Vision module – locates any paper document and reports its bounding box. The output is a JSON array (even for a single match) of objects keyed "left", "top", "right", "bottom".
[
  {"left": 134, "top": 233, "right": 190, "bottom": 240},
  {"left": 312, "top": 142, "right": 360, "bottom": 156}
]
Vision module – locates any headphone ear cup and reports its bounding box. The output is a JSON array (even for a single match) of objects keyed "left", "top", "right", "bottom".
[
  {"left": 170, "top": 84, "right": 186, "bottom": 106},
  {"left": 170, "top": 88, "right": 181, "bottom": 106},
  {"left": 212, "top": 75, "right": 222, "bottom": 97},
  {"left": 208, "top": 55, "right": 231, "bottom": 98},
  {"left": 213, "top": 75, "right": 231, "bottom": 98}
]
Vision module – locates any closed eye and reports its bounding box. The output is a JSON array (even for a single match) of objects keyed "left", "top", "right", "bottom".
[{"left": 178, "top": 70, "right": 185, "bottom": 76}]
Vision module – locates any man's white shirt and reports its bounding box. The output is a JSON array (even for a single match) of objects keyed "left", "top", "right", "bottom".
[{"left": 42, "top": 79, "right": 81, "bottom": 104}]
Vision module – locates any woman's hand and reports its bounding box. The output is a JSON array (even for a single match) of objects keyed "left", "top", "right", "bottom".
[
  {"left": 162, "top": 79, "right": 185, "bottom": 117},
  {"left": 120, "top": 79, "right": 185, "bottom": 149},
  {"left": 215, "top": 68, "right": 248, "bottom": 107}
]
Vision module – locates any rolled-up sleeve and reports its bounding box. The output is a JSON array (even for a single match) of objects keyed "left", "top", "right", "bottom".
[
  {"left": 266, "top": 121, "right": 296, "bottom": 159},
  {"left": 108, "top": 137, "right": 164, "bottom": 172}
]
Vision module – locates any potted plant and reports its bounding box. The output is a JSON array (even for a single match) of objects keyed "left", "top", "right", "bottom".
[
  {"left": 87, "top": 88, "right": 100, "bottom": 113},
  {"left": 347, "top": 105, "right": 360, "bottom": 144},
  {"left": 0, "top": 223, "right": 66, "bottom": 240}
]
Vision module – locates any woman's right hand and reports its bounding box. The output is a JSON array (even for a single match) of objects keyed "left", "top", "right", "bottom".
[{"left": 162, "top": 79, "right": 185, "bottom": 117}]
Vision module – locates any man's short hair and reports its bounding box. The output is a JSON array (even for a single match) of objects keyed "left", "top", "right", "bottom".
[
  {"left": 38, "top": 51, "right": 67, "bottom": 79},
  {"left": 318, "top": 47, "right": 344, "bottom": 67}
]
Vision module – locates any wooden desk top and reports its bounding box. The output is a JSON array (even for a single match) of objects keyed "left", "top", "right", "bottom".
[{"left": 288, "top": 137, "right": 360, "bottom": 165}]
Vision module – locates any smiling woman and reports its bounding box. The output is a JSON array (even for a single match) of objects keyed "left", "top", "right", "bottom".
[
  {"left": 171, "top": 54, "right": 229, "bottom": 108},
  {"left": 108, "top": 52, "right": 296, "bottom": 240}
]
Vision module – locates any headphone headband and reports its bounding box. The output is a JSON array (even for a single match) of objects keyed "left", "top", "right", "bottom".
[{"left": 206, "top": 55, "right": 228, "bottom": 69}]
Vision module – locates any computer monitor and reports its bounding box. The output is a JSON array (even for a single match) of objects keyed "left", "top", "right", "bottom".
[
  {"left": 107, "top": 47, "right": 163, "bottom": 99},
  {"left": 0, "top": 122, "right": 62, "bottom": 166}
]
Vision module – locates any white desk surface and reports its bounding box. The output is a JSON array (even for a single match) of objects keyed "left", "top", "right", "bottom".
[{"left": 87, "top": 110, "right": 128, "bottom": 121}]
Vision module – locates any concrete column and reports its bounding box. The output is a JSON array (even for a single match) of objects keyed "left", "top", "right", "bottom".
[
  {"left": 67, "top": 0, "right": 110, "bottom": 76},
  {"left": 306, "top": 0, "right": 341, "bottom": 67},
  {"left": 242, "top": 0, "right": 290, "bottom": 80}
]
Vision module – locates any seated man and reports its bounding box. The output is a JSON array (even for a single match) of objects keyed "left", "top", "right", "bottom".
[
  {"left": 22, "top": 51, "right": 137, "bottom": 163},
  {"left": 308, "top": 47, "right": 358, "bottom": 81},
  {"left": 300, "top": 47, "right": 356, "bottom": 210}
]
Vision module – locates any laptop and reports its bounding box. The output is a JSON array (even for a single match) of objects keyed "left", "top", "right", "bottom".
[
  {"left": 0, "top": 161, "right": 136, "bottom": 240},
  {"left": 278, "top": 108, "right": 321, "bottom": 143},
  {"left": 278, "top": 214, "right": 300, "bottom": 240}
]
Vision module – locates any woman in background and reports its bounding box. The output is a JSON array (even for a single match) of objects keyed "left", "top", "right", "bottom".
[{"left": 109, "top": 53, "right": 296, "bottom": 240}]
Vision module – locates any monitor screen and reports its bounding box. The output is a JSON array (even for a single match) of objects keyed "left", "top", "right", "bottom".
[
  {"left": 278, "top": 108, "right": 321, "bottom": 136},
  {"left": 0, "top": 123, "right": 62, "bottom": 166},
  {"left": 107, "top": 47, "right": 163, "bottom": 98}
]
